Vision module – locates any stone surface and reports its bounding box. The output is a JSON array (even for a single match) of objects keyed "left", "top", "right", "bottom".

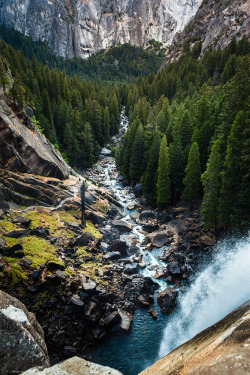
[
  {"left": 0, "top": 290, "right": 49, "bottom": 374},
  {"left": 113, "top": 220, "right": 133, "bottom": 232},
  {"left": 0, "top": 97, "right": 70, "bottom": 180},
  {"left": 157, "top": 287, "right": 177, "bottom": 314},
  {"left": 152, "top": 231, "right": 169, "bottom": 248},
  {"left": 140, "top": 300, "right": 250, "bottom": 375},
  {"left": 21, "top": 356, "right": 123, "bottom": 374},
  {"left": 0, "top": 0, "right": 202, "bottom": 59}
]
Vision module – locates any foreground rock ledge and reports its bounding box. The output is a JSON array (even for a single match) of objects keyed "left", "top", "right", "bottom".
[
  {"left": 139, "top": 300, "right": 250, "bottom": 375},
  {"left": 0, "top": 291, "right": 49, "bottom": 375},
  {"left": 21, "top": 357, "right": 123, "bottom": 375}
]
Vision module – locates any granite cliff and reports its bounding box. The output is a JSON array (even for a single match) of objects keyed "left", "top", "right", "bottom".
[{"left": 0, "top": 0, "right": 202, "bottom": 58}]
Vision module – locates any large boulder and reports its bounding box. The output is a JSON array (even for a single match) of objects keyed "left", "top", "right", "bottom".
[
  {"left": 152, "top": 231, "right": 170, "bottom": 248},
  {"left": 138, "top": 211, "right": 155, "bottom": 225},
  {"left": 0, "top": 97, "right": 69, "bottom": 180},
  {"left": 0, "top": 291, "right": 50, "bottom": 374},
  {"left": 157, "top": 287, "right": 177, "bottom": 314},
  {"left": 85, "top": 210, "right": 106, "bottom": 225},
  {"left": 21, "top": 356, "right": 123, "bottom": 375},
  {"left": 113, "top": 220, "right": 133, "bottom": 232},
  {"left": 139, "top": 300, "right": 250, "bottom": 375},
  {"left": 107, "top": 240, "right": 128, "bottom": 256}
]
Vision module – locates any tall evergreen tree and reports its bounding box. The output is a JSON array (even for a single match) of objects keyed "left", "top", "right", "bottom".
[
  {"left": 143, "top": 132, "right": 161, "bottom": 207},
  {"left": 157, "top": 135, "right": 171, "bottom": 209},
  {"left": 218, "top": 110, "right": 246, "bottom": 229},
  {"left": 201, "top": 140, "right": 222, "bottom": 230},
  {"left": 129, "top": 124, "right": 145, "bottom": 186},
  {"left": 182, "top": 142, "right": 201, "bottom": 201},
  {"left": 169, "top": 137, "right": 184, "bottom": 203},
  {"left": 0, "top": 59, "right": 10, "bottom": 91},
  {"left": 104, "top": 106, "right": 110, "bottom": 145}
]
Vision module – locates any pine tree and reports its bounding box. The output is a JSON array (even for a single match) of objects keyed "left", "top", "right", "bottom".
[
  {"left": 182, "top": 142, "right": 201, "bottom": 201},
  {"left": 218, "top": 111, "right": 246, "bottom": 229},
  {"left": 0, "top": 59, "right": 10, "bottom": 91},
  {"left": 143, "top": 132, "right": 161, "bottom": 207},
  {"left": 104, "top": 106, "right": 110, "bottom": 145},
  {"left": 156, "top": 110, "right": 167, "bottom": 133},
  {"left": 157, "top": 135, "right": 171, "bottom": 209},
  {"left": 129, "top": 124, "right": 145, "bottom": 186},
  {"left": 169, "top": 137, "right": 184, "bottom": 203},
  {"left": 201, "top": 140, "right": 222, "bottom": 230},
  {"left": 9, "top": 77, "right": 26, "bottom": 108},
  {"left": 179, "top": 109, "right": 192, "bottom": 149}
]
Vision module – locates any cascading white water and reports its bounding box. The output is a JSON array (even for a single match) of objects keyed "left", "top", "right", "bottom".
[{"left": 158, "top": 233, "right": 250, "bottom": 358}]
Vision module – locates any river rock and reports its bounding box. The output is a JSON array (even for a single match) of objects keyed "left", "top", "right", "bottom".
[
  {"left": 124, "top": 263, "right": 139, "bottom": 274},
  {"left": 127, "top": 245, "right": 140, "bottom": 256},
  {"left": 142, "top": 224, "right": 159, "bottom": 233},
  {"left": 21, "top": 356, "right": 124, "bottom": 375},
  {"left": 168, "top": 261, "right": 181, "bottom": 275},
  {"left": 133, "top": 184, "right": 143, "bottom": 197},
  {"left": 113, "top": 220, "right": 133, "bottom": 232},
  {"left": 152, "top": 231, "right": 169, "bottom": 248},
  {"left": 0, "top": 290, "right": 49, "bottom": 374},
  {"left": 107, "top": 240, "right": 128, "bottom": 256},
  {"left": 138, "top": 211, "right": 155, "bottom": 224},
  {"left": 115, "top": 310, "right": 133, "bottom": 333},
  {"left": 127, "top": 201, "right": 138, "bottom": 210},
  {"left": 130, "top": 212, "right": 140, "bottom": 221},
  {"left": 157, "top": 287, "right": 177, "bottom": 314},
  {"left": 148, "top": 310, "right": 157, "bottom": 320},
  {"left": 82, "top": 280, "right": 96, "bottom": 294},
  {"left": 0, "top": 237, "right": 6, "bottom": 250}
]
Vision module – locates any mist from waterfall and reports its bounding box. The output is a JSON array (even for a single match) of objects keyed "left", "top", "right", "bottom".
[{"left": 158, "top": 232, "right": 250, "bottom": 358}]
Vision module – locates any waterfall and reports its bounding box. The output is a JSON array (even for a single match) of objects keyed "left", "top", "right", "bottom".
[{"left": 158, "top": 233, "right": 250, "bottom": 358}]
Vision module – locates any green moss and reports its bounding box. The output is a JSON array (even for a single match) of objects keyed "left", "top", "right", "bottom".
[
  {"left": 4, "top": 236, "right": 59, "bottom": 269},
  {"left": 83, "top": 221, "right": 101, "bottom": 239},
  {"left": 3, "top": 256, "right": 20, "bottom": 264},
  {"left": 0, "top": 218, "right": 19, "bottom": 233},
  {"left": 4, "top": 266, "right": 26, "bottom": 284}
]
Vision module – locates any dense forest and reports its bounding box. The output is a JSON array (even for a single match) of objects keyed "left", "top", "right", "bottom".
[
  {"left": 0, "top": 26, "right": 163, "bottom": 82},
  {"left": 116, "top": 37, "right": 250, "bottom": 231},
  {"left": 0, "top": 39, "right": 123, "bottom": 168}
]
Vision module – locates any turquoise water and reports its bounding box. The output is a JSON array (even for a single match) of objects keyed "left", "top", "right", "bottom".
[{"left": 91, "top": 298, "right": 169, "bottom": 375}]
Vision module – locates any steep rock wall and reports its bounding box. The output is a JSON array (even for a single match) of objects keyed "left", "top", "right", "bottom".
[{"left": 0, "top": 0, "right": 202, "bottom": 58}]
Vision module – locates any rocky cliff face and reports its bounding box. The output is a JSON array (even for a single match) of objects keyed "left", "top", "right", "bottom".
[
  {"left": 164, "top": 0, "right": 250, "bottom": 63},
  {"left": 0, "top": 96, "right": 70, "bottom": 180},
  {"left": 0, "top": 291, "right": 50, "bottom": 375},
  {"left": 0, "top": 0, "right": 202, "bottom": 58},
  {"left": 139, "top": 300, "right": 250, "bottom": 375}
]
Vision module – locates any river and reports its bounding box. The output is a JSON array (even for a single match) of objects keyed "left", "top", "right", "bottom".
[{"left": 88, "top": 111, "right": 250, "bottom": 375}]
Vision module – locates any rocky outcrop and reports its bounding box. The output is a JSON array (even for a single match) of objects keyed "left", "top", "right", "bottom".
[
  {"left": 0, "top": 290, "right": 49, "bottom": 375},
  {"left": 0, "top": 96, "right": 70, "bottom": 180},
  {"left": 140, "top": 300, "right": 250, "bottom": 375},
  {"left": 164, "top": 0, "right": 250, "bottom": 64},
  {"left": 21, "top": 356, "right": 123, "bottom": 375},
  {"left": 0, "top": 0, "right": 202, "bottom": 59}
]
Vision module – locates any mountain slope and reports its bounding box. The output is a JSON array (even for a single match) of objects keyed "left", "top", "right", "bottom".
[
  {"left": 0, "top": 0, "right": 202, "bottom": 59},
  {"left": 164, "top": 0, "right": 250, "bottom": 64}
]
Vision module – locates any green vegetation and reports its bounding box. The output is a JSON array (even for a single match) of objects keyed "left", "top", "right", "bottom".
[
  {"left": 0, "top": 39, "right": 121, "bottom": 169},
  {"left": 0, "top": 26, "right": 163, "bottom": 82},
  {"left": 116, "top": 37, "right": 250, "bottom": 231}
]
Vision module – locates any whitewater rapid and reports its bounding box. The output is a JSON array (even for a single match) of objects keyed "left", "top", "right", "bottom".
[{"left": 158, "top": 233, "right": 250, "bottom": 358}]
